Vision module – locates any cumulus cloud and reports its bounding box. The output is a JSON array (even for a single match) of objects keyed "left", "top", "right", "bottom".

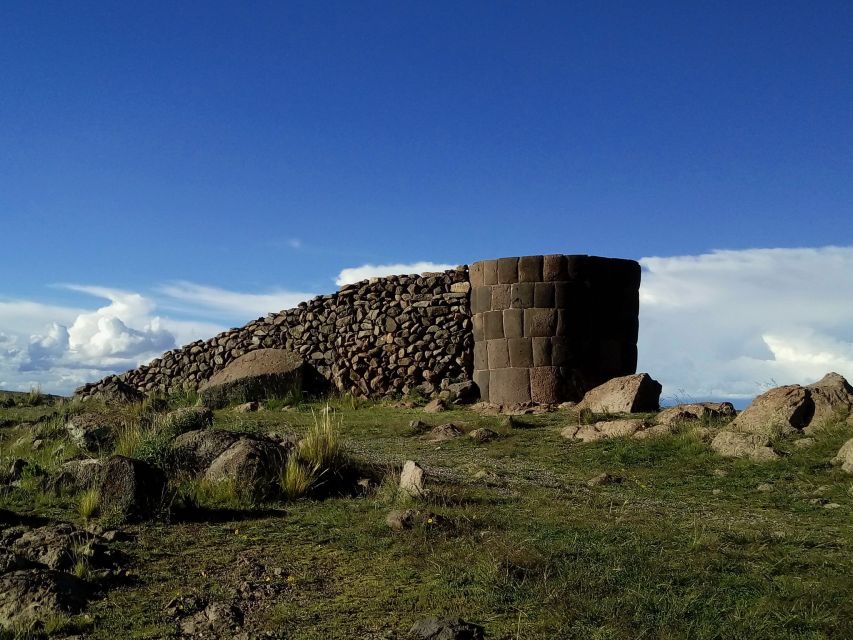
[
  {"left": 639, "top": 246, "right": 853, "bottom": 403},
  {"left": 335, "top": 262, "right": 456, "bottom": 287},
  {"left": 156, "top": 282, "right": 317, "bottom": 320}
]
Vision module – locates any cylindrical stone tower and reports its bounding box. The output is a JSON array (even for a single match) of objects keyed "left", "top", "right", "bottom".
[{"left": 469, "top": 254, "right": 641, "bottom": 405}]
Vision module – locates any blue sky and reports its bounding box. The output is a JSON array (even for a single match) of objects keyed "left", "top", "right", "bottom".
[{"left": 1, "top": 2, "right": 852, "bottom": 398}]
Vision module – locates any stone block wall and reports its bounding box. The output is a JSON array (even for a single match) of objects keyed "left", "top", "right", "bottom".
[
  {"left": 76, "top": 269, "right": 473, "bottom": 400},
  {"left": 469, "top": 255, "right": 640, "bottom": 405}
]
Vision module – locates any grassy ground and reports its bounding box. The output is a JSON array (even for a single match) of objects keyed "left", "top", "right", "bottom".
[{"left": 1, "top": 396, "right": 852, "bottom": 639}]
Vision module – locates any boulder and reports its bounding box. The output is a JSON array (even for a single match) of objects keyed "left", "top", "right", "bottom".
[
  {"left": 447, "top": 380, "right": 478, "bottom": 405},
  {"left": 198, "top": 348, "right": 305, "bottom": 409},
  {"left": 0, "top": 569, "right": 91, "bottom": 628},
  {"left": 54, "top": 458, "right": 103, "bottom": 491},
  {"left": 729, "top": 385, "right": 813, "bottom": 437},
  {"left": 575, "top": 373, "right": 662, "bottom": 414},
  {"left": 170, "top": 429, "right": 242, "bottom": 473},
  {"left": 805, "top": 373, "right": 853, "bottom": 432},
  {"left": 427, "top": 423, "right": 464, "bottom": 442},
  {"left": 423, "top": 398, "right": 446, "bottom": 413},
  {"left": 409, "top": 616, "right": 485, "bottom": 640},
  {"left": 204, "top": 436, "right": 288, "bottom": 499},
  {"left": 386, "top": 509, "right": 418, "bottom": 531},
  {"left": 160, "top": 406, "right": 214, "bottom": 435},
  {"left": 66, "top": 413, "right": 116, "bottom": 452},
  {"left": 234, "top": 401, "right": 261, "bottom": 413},
  {"left": 832, "top": 438, "right": 853, "bottom": 473},
  {"left": 710, "top": 431, "right": 779, "bottom": 462},
  {"left": 655, "top": 402, "right": 736, "bottom": 426},
  {"left": 586, "top": 472, "right": 624, "bottom": 487},
  {"left": 98, "top": 456, "right": 166, "bottom": 523},
  {"left": 400, "top": 460, "right": 427, "bottom": 498}
]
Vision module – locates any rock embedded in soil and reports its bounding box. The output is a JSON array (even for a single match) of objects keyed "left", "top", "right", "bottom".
[
  {"left": 468, "top": 428, "right": 498, "bottom": 443},
  {"left": 409, "top": 616, "right": 485, "bottom": 640},
  {"left": 98, "top": 455, "right": 166, "bottom": 523},
  {"left": 427, "top": 423, "right": 464, "bottom": 442},
  {"left": 832, "top": 437, "right": 853, "bottom": 473},
  {"left": 710, "top": 431, "right": 779, "bottom": 462},
  {"left": 400, "top": 460, "right": 427, "bottom": 498},
  {"left": 66, "top": 413, "right": 116, "bottom": 452}
]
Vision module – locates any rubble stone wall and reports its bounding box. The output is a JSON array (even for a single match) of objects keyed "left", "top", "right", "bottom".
[
  {"left": 470, "top": 255, "right": 640, "bottom": 405},
  {"left": 75, "top": 268, "right": 473, "bottom": 400}
]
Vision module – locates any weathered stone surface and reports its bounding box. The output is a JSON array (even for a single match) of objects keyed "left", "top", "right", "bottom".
[
  {"left": 198, "top": 349, "right": 305, "bottom": 408},
  {"left": 729, "top": 385, "right": 813, "bottom": 437},
  {"left": 576, "top": 373, "right": 662, "bottom": 414},
  {"left": 710, "top": 431, "right": 779, "bottom": 462},
  {"left": 655, "top": 402, "right": 736, "bottom": 426},
  {"left": 523, "top": 308, "right": 557, "bottom": 337},
  {"left": 561, "top": 419, "right": 646, "bottom": 442},
  {"left": 502, "top": 309, "right": 523, "bottom": 338},
  {"left": 161, "top": 406, "right": 214, "bottom": 433},
  {"left": 410, "top": 616, "right": 485, "bottom": 640},
  {"left": 55, "top": 458, "right": 103, "bottom": 491},
  {"left": 542, "top": 254, "right": 567, "bottom": 281},
  {"left": 98, "top": 456, "right": 166, "bottom": 523},
  {"left": 423, "top": 398, "right": 447, "bottom": 413},
  {"left": 469, "top": 428, "right": 498, "bottom": 443},
  {"left": 66, "top": 413, "right": 115, "bottom": 452},
  {"left": 497, "top": 257, "right": 519, "bottom": 284},
  {"left": 204, "top": 437, "right": 287, "bottom": 498},
  {"left": 486, "top": 339, "right": 509, "bottom": 369},
  {"left": 530, "top": 366, "right": 560, "bottom": 404},
  {"left": 0, "top": 568, "right": 91, "bottom": 627},
  {"left": 170, "top": 429, "right": 242, "bottom": 473},
  {"left": 400, "top": 460, "right": 426, "bottom": 497},
  {"left": 427, "top": 423, "right": 464, "bottom": 442},
  {"left": 489, "top": 368, "right": 531, "bottom": 405},
  {"left": 832, "top": 437, "right": 853, "bottom": 473},
  {"left": 518, "top": 255, "right": 542, "bottom": 282},
  {"left": 472, "top": 370, "right": 490, "bottom": 403},
  {"left": 507, "top": 337, "right": 533, "bottom": 368},
  {"left": 805, "top": 372, "right": 853, "bottom": 432},
  {"left": 491, "top": 284, "right": 511, "bottom": 310}
]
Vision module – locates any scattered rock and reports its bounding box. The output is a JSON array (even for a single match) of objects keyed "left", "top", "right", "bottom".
[
  {"left": 655, "top": 402, "right": 736, "bottom": 426},
  {"left": 831, "top": 437, "right": 853, "bottom": 473},
  {"left": 400, "top": 460, "right": 427, "bottom": 498},
  {"left": 179, "top": 601, "right": 244, "bottom": 636},
  {"left": 447, "top": 380, "right": 478, "bottom": 405},
  {"left": 756, "top": 483, "right": 774, "bottom": 493},
  {"left": 98, "top": 455, "right": 166, "bottom": 523},
  {"left": 712, "top": 489, "right": 722, "bottom": 495},
  {"left": 824, "top": 502, "right": 842, "bottom": 510},
  {"left": 408, "top": 420, "right": 432, "bottom": 434},
  {"left": 66, "top": 413, "right": 116, "bottom": 452},
  {"left": 234, "top": 401, "right": 260, "bottom": 413},
  {"left": 561, "top": 419, "right": 646, "bottom": 443},
  {"left": 575, "top": 373, "right": 662, "bottom": 414},
  {"left": 409, "top": 616, "right": 485, "bottom": 640},
  {"left": 198, "top": 348, "right": 305, "bottom": 409},
  {"left": 558, "top": 401, "right": 577, "bottom": 410},
  {"left": 468, "top": 428, "right": 498, "bottom": 444},
  {"left": 712, "top": 469, "right": 728, "bottom": 477},
  {"left": 586, "top": 473, "right": 624, "bottom": 487},
  {"left": 204, "top": 436, "right": 288, "bottom": 499},
  {"left": 423, "top": 398, "right": 446, "bottom": 414},
  {"left": 710, "top": 431, "right": 779, "bottom": 462},
  {"left": 161, "top": 406, "right": 214, "bottom": 434},
  {"left": 793, "top": 437, "right": 815, "bottom": 449},
  {"left": 427, "top": 423, "right": 464, "bottom": 442},
  {"left": 386, "top": 509, "right": 418, "bottom": 531},
  {"left": 0, "top": 568, "right": 92, "bottom": 628}
]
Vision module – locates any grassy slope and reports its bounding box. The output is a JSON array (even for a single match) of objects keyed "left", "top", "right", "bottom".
[{"left": 2, "top": 399, "right": 852, "bottom": 639}]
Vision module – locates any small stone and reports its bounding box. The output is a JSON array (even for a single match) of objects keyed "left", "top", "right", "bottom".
[
  {"left": 756, "top": 483, "right": 773, "bottom": 493},
  {"left": 423, "top": 398, "right": 446, "bottom": 414},
  {"left": 386, "top": 509, "right": 417, "bottom": 531},
  {"left": 793, "top": 437, "right": 815, "bottom": 448},
  {"left": 712, "top": 489, "right": 722, "bottom": 495},
  {"left": 234, "top": 401, "right": 260, "bottom": 413},
  {"left": 428, "top": 423, "right": 464, "bottom": 442},
  {"left": 824, "top": 502, "right": 842, "bottom": 509},
  {"left": 410, "top": 616, "right": 485, "bottom": 640},
  {"left": 712, "top": 469, "right": 728, "bottom": 477},
  {"left": 586, "top": 472, "right": 624, "bottom": 487},
  {"left": 468, "top": 428, "right": 498, "bottom": 443}
]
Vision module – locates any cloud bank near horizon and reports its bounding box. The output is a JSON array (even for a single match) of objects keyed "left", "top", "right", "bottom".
[{"left": 1, "top": 250, "right": 852, "bottom": 399}]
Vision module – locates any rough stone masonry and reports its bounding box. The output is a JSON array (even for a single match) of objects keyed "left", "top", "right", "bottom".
[{"left": 75, "top": 255, "right": 640, "bottom": 403}]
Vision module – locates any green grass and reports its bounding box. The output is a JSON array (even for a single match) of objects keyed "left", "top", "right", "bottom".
[{"left": 2, "top": 399, "right": 852, "bottom": 638}]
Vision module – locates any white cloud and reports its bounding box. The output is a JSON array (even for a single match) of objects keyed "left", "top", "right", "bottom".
[
  {"left": 335, "top": 262, "right": 456, "bottom": 287},
  {"left": 639, "top": 246, "right": 853, "bottom": 403},
  {"left": 156, "top": 282, "right": 316, "bottom": 320}
]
